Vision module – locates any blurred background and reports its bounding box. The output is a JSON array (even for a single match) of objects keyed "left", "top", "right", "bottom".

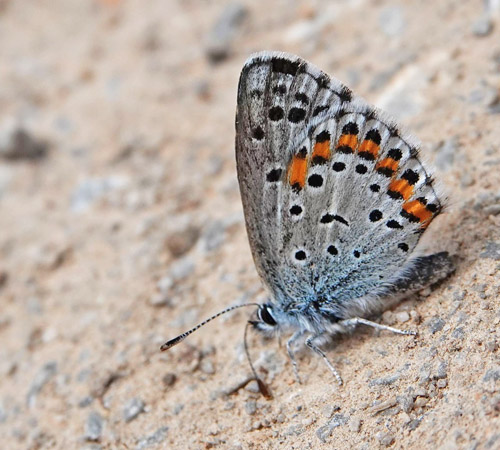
[{"left": 1, "top": 0, "right": 499, "bottom": 448}]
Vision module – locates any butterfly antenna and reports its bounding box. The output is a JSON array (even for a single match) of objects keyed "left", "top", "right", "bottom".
[
  {"left": 244, "top": 321, "right": 273, "bottom": 399},
  {"left": 160, "top": 303, "right": 260, "bottom": 351}
]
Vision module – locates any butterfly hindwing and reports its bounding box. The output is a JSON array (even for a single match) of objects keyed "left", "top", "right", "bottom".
[{"left": 236, "top": 51, "right": 442, "bottom": 314}]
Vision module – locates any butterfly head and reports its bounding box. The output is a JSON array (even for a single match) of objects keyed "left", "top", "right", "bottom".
[{"left": 251, "top": 302, "right": 280, "bottom": 334}]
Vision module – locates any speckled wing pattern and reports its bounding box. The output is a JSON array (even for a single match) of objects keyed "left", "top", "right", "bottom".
[{"left": 235, "top": 51, "right": 442, "bottom": 316}]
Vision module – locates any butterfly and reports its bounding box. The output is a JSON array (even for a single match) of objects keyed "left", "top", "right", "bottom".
[{"left": 161, "top": 51, "right": 454, "bottom": 393}]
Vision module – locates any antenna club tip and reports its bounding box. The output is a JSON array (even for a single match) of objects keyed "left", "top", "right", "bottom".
[{"left": 160, "top": 336, "right": 182, "bottom": 351}]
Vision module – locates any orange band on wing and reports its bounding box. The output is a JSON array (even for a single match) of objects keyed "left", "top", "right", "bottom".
[
  {"left": 289, "top": 154, "right": 308, "bottom": 189},
  {"left": 388, "top": 178, "right": 413, "bottom": 200},
  {"left": 312, "top": 141, "right": 330, "bottom": 161},
  {"left": 376, "top": 157, "right": 399, "bottom": 172},
  {"left": 337, "top": 134, "right": 358, "bottom": 149},
  {"left": 358, "top": 140, "right": 380, "bottom": 159},
  {"left": 402, "top": 200, "right": 433, "bottom": 222}
]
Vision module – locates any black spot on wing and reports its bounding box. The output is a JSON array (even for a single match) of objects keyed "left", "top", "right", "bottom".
[
  {"left": 269, "top": 106, "right": 284, "bottom": 121},
  {"left": 288, "top": 107, "right": 307, "bottom": 123},
  {"left": 272, "top": 57, "right": 300, "bottom": 75}
]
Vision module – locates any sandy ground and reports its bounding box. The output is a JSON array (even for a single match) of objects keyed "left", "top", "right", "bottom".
[{"left": 1, "top": 0, "right": 500, "bottom": 448}]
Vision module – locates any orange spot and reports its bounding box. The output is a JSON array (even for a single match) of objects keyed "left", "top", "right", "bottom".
[
  {"left": 403, "top": 200, "right": 434, "bottom": 225},
  {"left": 358, "top": 140, "right": 380, "bottom": 159},
  {"left": 336, "top": 134, "right": 358, "bottom": 150},
  {"left": 389, "top": 178, "right": 413, "bottom": 200},
  {"left": 376, "top": 157, "right": 399, "bottom": 173},
  {"left": 288, "top": 154, "right": 308, "bottom": 189},
  {"left": 312, "top": 140, "right": 330, "bottom": 161}
]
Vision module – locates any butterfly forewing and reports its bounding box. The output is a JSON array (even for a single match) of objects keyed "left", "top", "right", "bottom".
[{"left": 236, "top": 51, "right": 442, "bottom": 313}]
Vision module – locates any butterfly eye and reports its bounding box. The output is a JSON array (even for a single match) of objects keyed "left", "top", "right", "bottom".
[{"left": 258, "top": 305, "right": 277, "bottom": 326}]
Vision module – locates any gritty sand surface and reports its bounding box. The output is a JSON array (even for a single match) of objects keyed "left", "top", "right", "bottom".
[{"left": 1, "top": 0, "right": 500, "bottom": 449}]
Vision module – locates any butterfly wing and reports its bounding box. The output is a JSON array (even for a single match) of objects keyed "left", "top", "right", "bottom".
[{"left": 235, "top": 51, "right": 442, "bottom": 315}]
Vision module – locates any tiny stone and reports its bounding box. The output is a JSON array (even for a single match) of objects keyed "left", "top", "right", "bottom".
[
  {"left": 162, "top": 373, "right": 177, "bottom": 387},
  {"left": 452, "top": 327, "right": 465, "bottom": 339},
  {"left": 382, "top": 311, "right": 395, "bottom": 325},
  {"left": 349, "top": 417, "right": 362, "bottom": 433},
  {"left": 434, "top": 137, "right": 459, "bottom": 170},
  {"left": 201, "top": 221, "right": 226, "bottom": 252},
  {"left": 316, "top": 425, "right": 333, "bottom": 443},
  {"left": 484, "top": 204, "right": 500, "bottom": 215},
  {"left": 276, "top": 413, "right": 286, "bottom": 423},
  {"left": 200, "top": 359, "right": 215, "bottom": 375},
  {"left": 378, "top": 6, "right": 406, "bottom": 37},
  {"left": 397, "top": 395, "right": 414, "bottom": 413},
  {"left": 407, "top": 417, "right": 423, "bottom": 430},
  {"left": 149, "top": 293, "right": 170, "bottom": 307},
  {"left": 169, "top": 257, "right": 195, "bottom": 281},
  {"left": 453, "top": 290, "right": 466, "bottom": 301},
  {"left": 0, "top": 120, "right": 48, "bottom": 160},
  {"left": 434, "top": 361, "right": 448, "bottom": 380},
  {"left": 483, "top": 367, "right": 500, "bottom": 382},
  {"left": 157, "top": 276, "right": 173, "bottom": 293},
  {"left": 244, "top": 380, "right": 261, "bottom": 393},
  {"left": 173, "top": 404, "right": 184, "bottom": 415},
  {"left": 437, "top": 379, "right": 448, "bottom": 389},
  {"left": 27, "top": 361, "right": 57, "bottom": 408},
  {"left": 205, "top": 3, "right": 248, "bottom": 63},
  {"left": 302, "top": 417, "right": 314, "bottom": 427},
  {"left": 84, "top": 411, "right": 103, "bottom": 442},
  {"left": 486, "top": 340, "right": 498, "bottom": 352},
  {"left": 369, "top": 373, "right": 400, "bottom": 387},
  {"left": 376, "top": 431, "right": 395, "bottom": 446},
  {"left": 79, "top": 396, "right": 94, "bottom": 408},
  {"left": 394, "top": 311, "right": 410, "bottom": 323},
  {"left": 135, "top": 426, "right": 169, "bottom": 450},
  {"left": 245, "top": 400, "right": 257, "bottom": 415},
  {"left": 123, "top": 398, "right": 145, "bottom": 422},
  {"left": 414, "top": 387, "right": 428, "bottom": 397},
  {"left": 414, "top": 397, "right": 428, "bottom": 408},
  {"left": 472, "top": 15, "right": 493, "bottom": 37},
  {"left": 428, "top": 316, "right": 445, "bottom": 334},
  {"left": 322, "top": 404, "right": 335, "bottom": 418},
  {"left": 165, "top": 226, "right": 200, "bottom": 258},
  {"left": 480, "top": 242, "right": 500, "bottom": 260},
  {"left": 410, "top": 310, "right": 420, "bottom": 321}
]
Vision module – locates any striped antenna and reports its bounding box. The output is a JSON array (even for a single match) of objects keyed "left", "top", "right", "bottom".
[{"left": 160, "top": 303, "right": 260, "bottom": 351}]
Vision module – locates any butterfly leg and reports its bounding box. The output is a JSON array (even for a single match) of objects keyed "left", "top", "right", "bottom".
[
  {"left": 340, "top": 317, "right": 416, "bottom": 336},
  {"left": 286, "top": 331, "right": 304, "bottom": 384},
  {"left": 305, "top": 335, "right": 343, "bottom": 386}
]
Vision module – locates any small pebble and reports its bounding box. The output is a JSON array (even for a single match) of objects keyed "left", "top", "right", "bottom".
[
  {"left": 414, "top": 397, "right": 428, "bottom": 408},
  {"left": 135, "top": 426, "right": 169, "bottom": 450},
  {"left": 376, "top": 431, "right": 395, "bottom": 446},
  {"left": 162, "top": 373, "right": 177, "bottom": 387},
  {"left": 149, "top": 292, "right": 170, "bottom": 307},
  {"left": 480, "top": 242, "right": 500, "bottom": 260},
  {"left": 0, "top": 120, "right": 48, "bottom": 160},
  {"left": 397, "top": 395, "right": 414, "bottom": 413},
  {"left": 244, "top": 400, "right": 257, "bottom": 415},
  {"left": 472, "top": 15, "right": 493, "bottom": 37},
  {"left": 205, "top": 3, "right": 248, "bottom": 63},
  {"left": 200, "top": 358, "right": 215, "bottom": 375},
  {"left": 302, "top": 417, "right": 314, "bottom": 427},
  {"left": 84, "top": 411, "right": 103, "bottom": 442},
  {"left": 428, "top": 316, "right": 445, "bottom": 334},
  {"left": 27, "top": 362, "right": 57, "bottom": 408},
  {"left": 349, "top": 417, "right": 361, "bottom": 433},
  {"left": 394, "top": 311, "right": 410, "bottom": 323},
  {"left": 437, "top": 379, "right": 448, "bottom": 389},
  {"left": 123, "top": 398, "right": 145, "bottom": 422}
]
